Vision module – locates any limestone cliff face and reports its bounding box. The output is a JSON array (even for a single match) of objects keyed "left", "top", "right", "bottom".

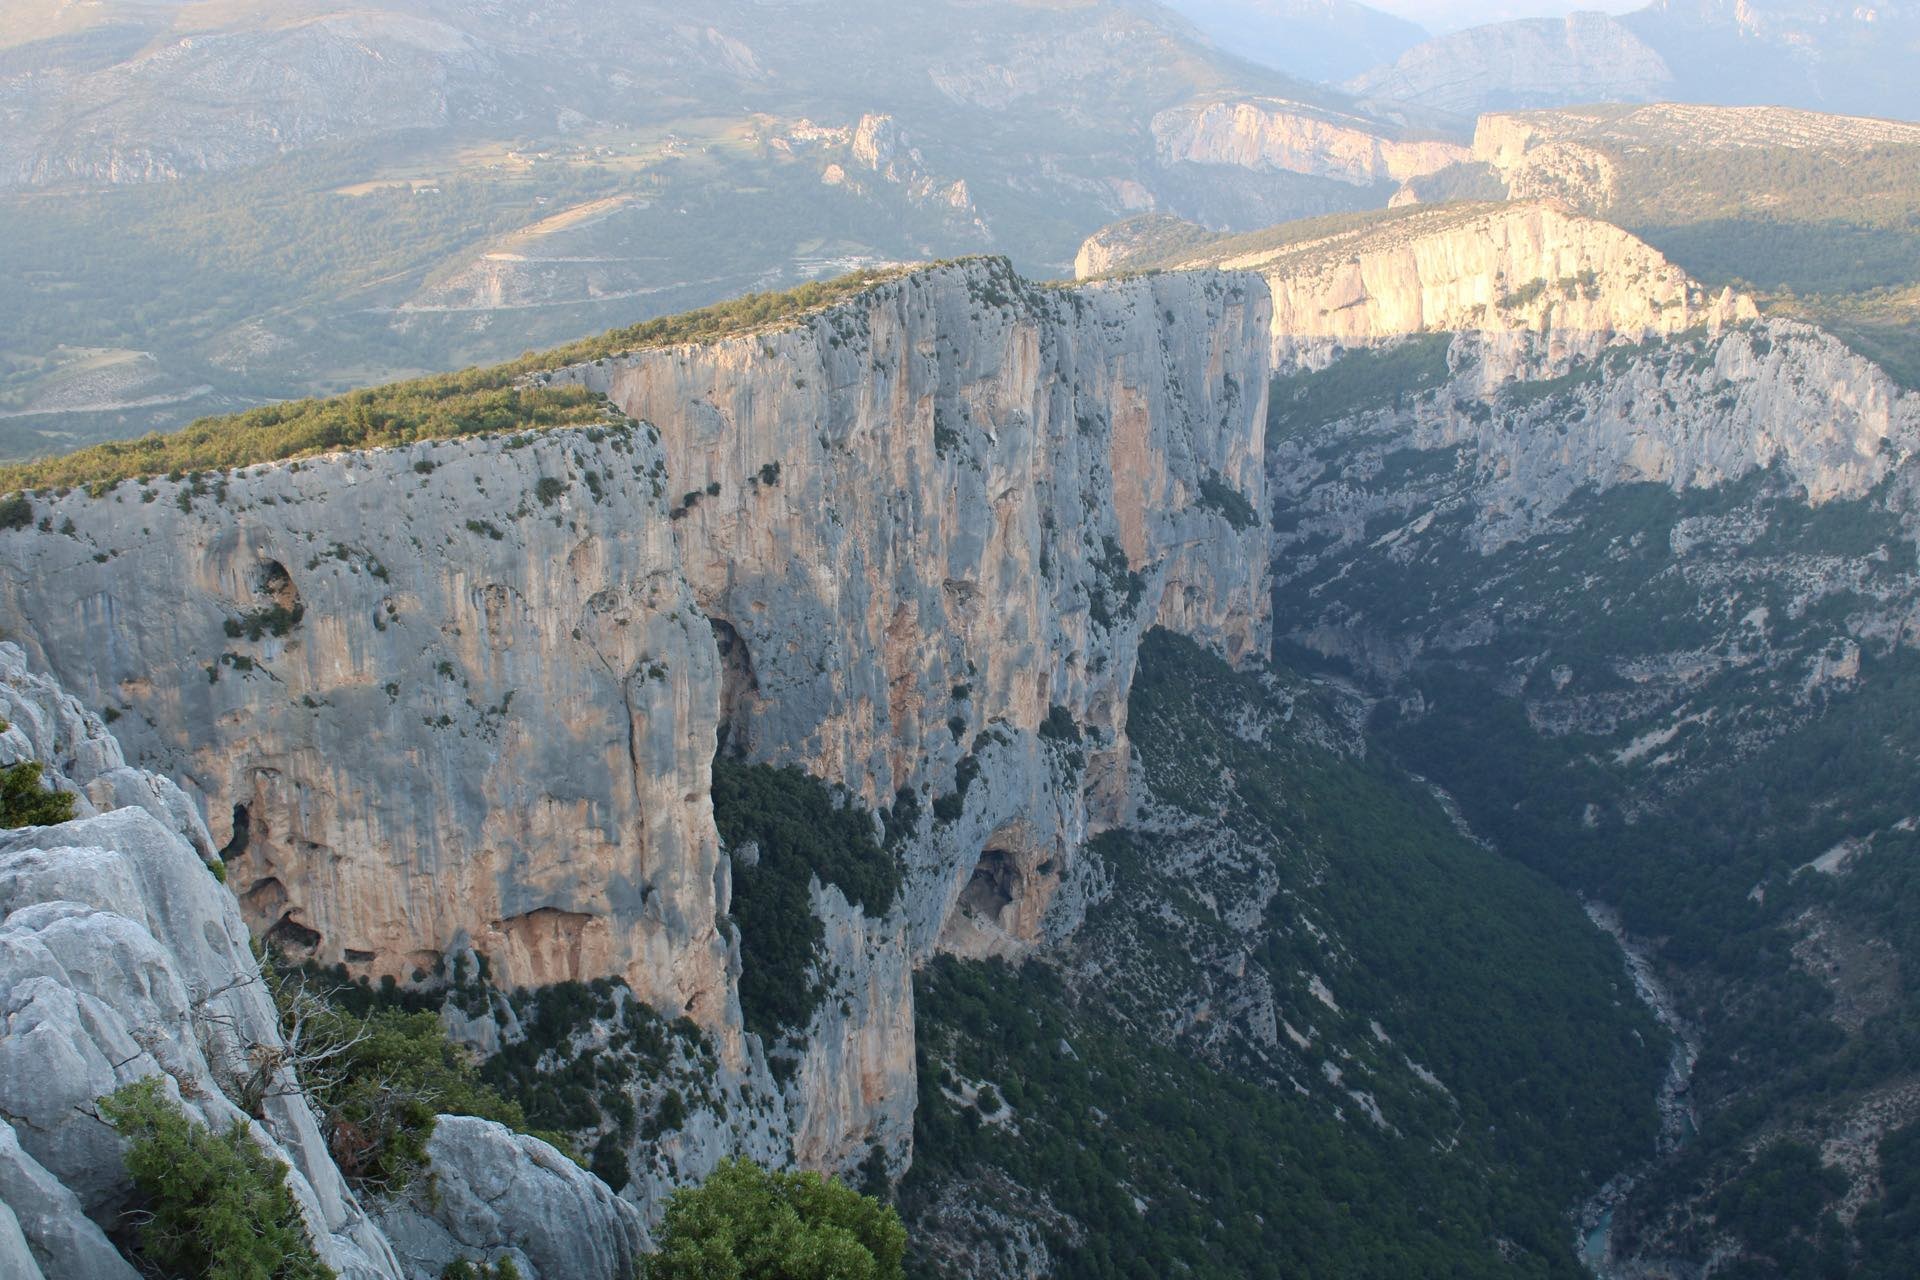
[
  {"left": 1174, "top": 203, "right": 1754, "bottom": 380},
  {"left": 1, "top": 422, "right": 726, "bottom": 1021},
  {"left": 0, "top": 259, "right": 1273, "bottom": 1190},
  {"left": 545, "top": 261, "right": 1270, "bottom": 812},
  {"left": 1151, "top": 99, "right": 1467, "bottom": 188},
  {"left": 541, "top": 260, "right": 1271, "bottom": 1167}
]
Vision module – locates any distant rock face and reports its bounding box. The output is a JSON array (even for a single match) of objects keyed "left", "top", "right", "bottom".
[
  {"left": 1153, "top": 193, "right": 1910, "bottom": 537},
  {"left": 1282, "top": 321, "right": 1917, "bottom": 558},
  {"left": 0, "top": 0, "right": 1430, "bottom": 209},
  {"left": 1347, "top": 14, "right": 1675, "bottom": 119},
  {"left": 0, "top": 259, "right": 1273, "bottom": 1191},
  {"left": 1347, "top": 0, "right": 1920, "bottom": 121},
  {"left": 1465, "top": 103, "right": 1920, "bottom": 212},
  {"left": 1167, "top": 202, "right": 1754, "bottom": 379},
  {"left": 1151, "top": 99, "right": 1468, "bottom": 188},
  {"left": 0, "top": 12, "right": 492, "bottom": 187}
]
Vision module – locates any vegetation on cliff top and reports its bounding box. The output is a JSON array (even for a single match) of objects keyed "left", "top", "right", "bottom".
[
  {"left": 0, "top": 263, "right": 926, "bottom": 495},
  {"left": 1089, "top": 203, "right": 1492, "bottom": 277}
]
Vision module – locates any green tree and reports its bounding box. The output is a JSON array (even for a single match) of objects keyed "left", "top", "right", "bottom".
[
  {"left": 98, "top": 1077, "right": 334, "bottom": 1280},
  {"left": 645, "top": 1157, "right": 906, "bottom": 1280},
  {"left": 0, "top": 760, "right": 77, "bottom": 828},
  {"left": 268, "top": 964, "right": 531, "bottom": 1194}
]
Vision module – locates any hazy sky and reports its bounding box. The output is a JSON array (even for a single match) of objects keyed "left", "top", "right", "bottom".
[{"left": 1371, "top": 0, "right": 1645, "bottom": 34}]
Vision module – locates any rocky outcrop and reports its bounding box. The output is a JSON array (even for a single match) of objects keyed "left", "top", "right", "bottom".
[
  {"left": 0, "top": 643, "right": 404, "bottom": 1278},
  {"left": 0, "top": 809, "right": 405, "bottom": 1278},
  {"left": 0, "top": 1119, "right": 138, "bottom": 1280},
  {"left": 376, "top": 1116, "right": 649, "bottom": 1280},
  {"left": 0, "top": 642, "right": 216, "bottom": 857},
  {"left": 1151, "top": 99, "right": 1467, "bottom": 188},
  {"left": 0, "top": 646, "right": 661, "bottom": 1279},
  {"left": 1158, "top": 202, "right": 1754, "bottom": 380},
  {"left": 823, "top": 113, "right": 986, "bottom": 229},
  {"left": 0, "top": 259, "right": 1273, "bottom": 1195},
  {"left": 1347, "top": 14, "right": 1674, "bottom": 119},
  {"left": 1275, "top": 320, "right": 1920, "bottom": 557}
]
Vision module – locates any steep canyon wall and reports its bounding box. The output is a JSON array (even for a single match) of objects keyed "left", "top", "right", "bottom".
[{"left": 0, "top": 259, "right": 1273, "bottom": 1187}]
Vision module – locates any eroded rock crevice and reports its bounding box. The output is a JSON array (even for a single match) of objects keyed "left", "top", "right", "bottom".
[
  {"left": 937, "top": 821, "right": 1067, "bottom": 961},
  {"left": 710, "top": 618, "right": 760, "bottom": 757}
]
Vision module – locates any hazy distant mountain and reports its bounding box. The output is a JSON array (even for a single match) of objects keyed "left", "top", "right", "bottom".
[
  {"left": 1349, "top": 12, "right": 1674, "bottom": 115},
  {"left": 1351, "top": 0, "right": 1920, "bottom": 120},
  {"left": 0, "top": 0, "right": 1445, "bottom": 202},
  {"left": 1156, "top": 0, "right": 1429, "bottom": 82},
  {"left": 0, "top": 0, "right": 1292, "bottom": 187},
  {"left": 0, "top": 0, "right": 1463, "bottom": 459}
]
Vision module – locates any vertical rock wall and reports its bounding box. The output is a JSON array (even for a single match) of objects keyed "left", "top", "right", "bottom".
[{"left": 0, "top": 258, "right": 1273, "bottom": 1187}]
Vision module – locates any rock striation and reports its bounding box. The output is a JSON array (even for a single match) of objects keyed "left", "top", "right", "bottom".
[{"left": 0, "top": 258, "right": 1273, "bottom": 1198}]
